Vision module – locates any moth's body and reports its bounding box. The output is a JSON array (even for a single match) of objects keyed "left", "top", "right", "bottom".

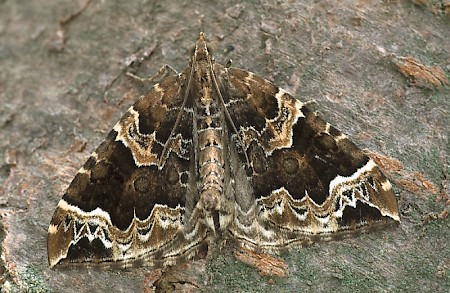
[
  {"left": 47, "top": 33, "right": 400, "bottom": 269},
  {"left": 192, "top": 37, "right": 226, "bottom": 218}
]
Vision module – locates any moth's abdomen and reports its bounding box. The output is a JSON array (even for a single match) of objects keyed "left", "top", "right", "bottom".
[
  {"left": 195, "top": 87, "right": 225, "bottom": 211},
  {"left": 198, "top": 128, "right": 225, "bottom": 210}
]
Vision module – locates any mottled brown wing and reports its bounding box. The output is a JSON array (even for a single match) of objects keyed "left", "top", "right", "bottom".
[
  {"left": 219, "top": 66, "right": 400, "bottom": 250},
  {"left": 47, "top": 74, "right": 208, "bottom": 268}
]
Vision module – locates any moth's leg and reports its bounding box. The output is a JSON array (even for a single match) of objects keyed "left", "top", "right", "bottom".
[
  {"left": 127, "top": 64, "right": 178, "bottom": 83},
  {"left": 225, "top": 59, "right": 232, "bottom": 68},
  {"left": 302, "top": 99, "right": 317, "bottom": 107}
]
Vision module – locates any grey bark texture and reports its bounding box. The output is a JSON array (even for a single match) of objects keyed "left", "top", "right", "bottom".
[{"left": 0, "top": 0, "right": 449, "bottom": 292}]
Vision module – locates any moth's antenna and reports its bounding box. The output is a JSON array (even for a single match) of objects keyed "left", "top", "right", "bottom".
[
  {"left": 159, "top": 49, "right": 197, "bottom": 167},
  {"left": 208, "top": 55, "right": 251, "bottom": 168}
]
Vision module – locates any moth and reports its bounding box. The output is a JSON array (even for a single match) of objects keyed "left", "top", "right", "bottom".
[{"left": 48, "top": 32, "right": 400, "bottom": 269}]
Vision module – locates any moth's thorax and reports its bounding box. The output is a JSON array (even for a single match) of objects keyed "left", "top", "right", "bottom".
[{"left": 193, "top": 60, "right": 212, "bottom": 93}]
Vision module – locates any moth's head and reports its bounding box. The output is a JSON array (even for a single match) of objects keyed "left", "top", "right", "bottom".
[{"left": 192, "top": 32, "right": 211, "bottom": 61}]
